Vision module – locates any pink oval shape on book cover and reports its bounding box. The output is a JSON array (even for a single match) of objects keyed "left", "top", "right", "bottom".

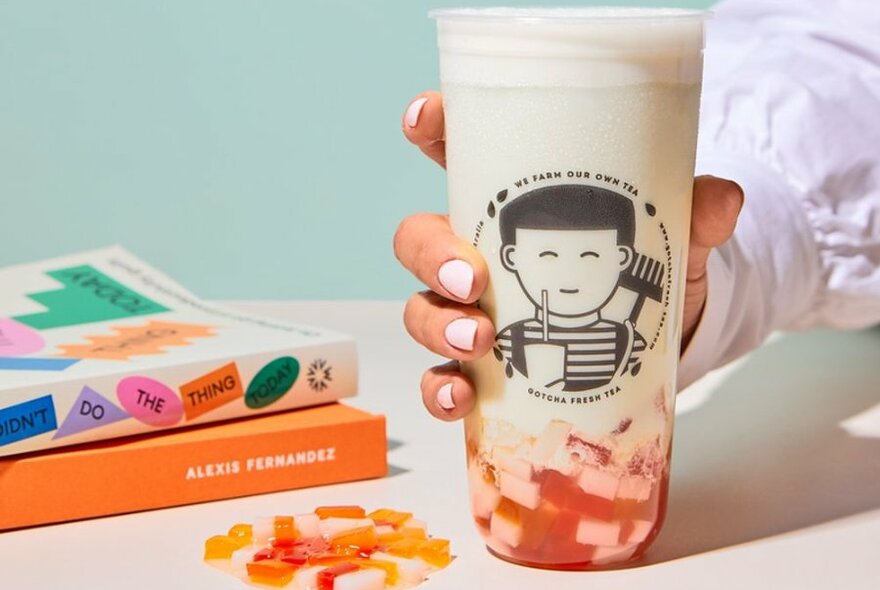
[
  {"left": 117, "top": 376, "right": 183, "bottom": 427},
  {"left": 0, "top": 318, "right": 45, "bottom": 356}
]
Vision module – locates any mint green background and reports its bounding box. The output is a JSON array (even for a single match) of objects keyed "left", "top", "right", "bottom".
[{"left": 1, "top": 0, "right": 713, "bottom": 299}]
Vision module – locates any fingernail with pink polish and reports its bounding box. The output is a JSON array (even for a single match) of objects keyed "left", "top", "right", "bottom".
[
  {"left": 445, "top": 317, "right": 478, "bottom": 351},
  {"left": 437, "top": 382, "right": 455, "bottom": 410},
  {"left": 405, "top": 97, "right": 429, "bottom": 128},
  {"left": 438, "top": 259, "right": 474, "bottom": 300}
]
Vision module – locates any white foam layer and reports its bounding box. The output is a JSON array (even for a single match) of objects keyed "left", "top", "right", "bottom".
[{"left": 434, "top": 7, "right": 707, "bottom": 87}]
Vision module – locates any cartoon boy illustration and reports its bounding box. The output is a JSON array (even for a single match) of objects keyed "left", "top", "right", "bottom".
[{"left": 496, "top": 184, "right": 647, "bottom": 392}]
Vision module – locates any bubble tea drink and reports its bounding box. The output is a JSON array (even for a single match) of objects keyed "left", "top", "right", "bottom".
[{"left": 431, "top": 8, "right": 707, "bottom": 568}]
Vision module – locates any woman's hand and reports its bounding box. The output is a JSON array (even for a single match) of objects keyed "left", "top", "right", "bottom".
[{"left": 394, "top": 92, "right": 744, "bottom": 422}]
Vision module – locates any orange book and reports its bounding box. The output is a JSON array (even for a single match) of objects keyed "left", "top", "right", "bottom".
[{"left": 0, "top": 403, "right": 386, "bottom": 530}]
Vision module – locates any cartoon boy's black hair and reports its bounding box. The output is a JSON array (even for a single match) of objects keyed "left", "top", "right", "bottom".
[{"left": 499, "top": 184, "right": 635, "bottom": 247}]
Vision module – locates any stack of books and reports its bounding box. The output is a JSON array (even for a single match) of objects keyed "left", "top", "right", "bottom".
[{"left": 0, "top": 248, "right": 386, "bottom": 530}]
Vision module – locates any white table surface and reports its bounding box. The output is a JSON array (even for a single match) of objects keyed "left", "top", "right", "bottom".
[{"left": 1, "top": 301, "right": 878, "bottom": 589}]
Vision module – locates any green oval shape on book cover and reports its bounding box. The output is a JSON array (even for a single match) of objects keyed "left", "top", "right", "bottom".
[{"left": 245, "top": 357, "right": 300, "bottom": 409}]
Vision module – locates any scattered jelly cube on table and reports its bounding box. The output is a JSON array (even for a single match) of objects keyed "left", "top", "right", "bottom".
[
  {"left": 334, "top": 567, "right": 386, "bottom": 590},
  {"left": 399, "top": 527, "right": 427, "bottom": 540},
  {"left": 399, "top": 518, "right": 426, "bottom": 533},
  {"left": 370, "top": 552, "right": 429, "bottom": 584},
  {"left": 295, "top": 512, "right": 322, "bottom": 538},
  {"left": 254, "top": 516, "right": 275, "bottom": 545},
  {"left": 330, "top": 526, "right": 378, "bottom": 553},
  {"left": 228, "top": 523, "right": 253, "bottom": 542},
  {"left": 317, "top": 562, "right": 360, "bottom": 590},
  {"left": 316, "top": 506, "right": 367, "bottom": 519},
  {"left": 246, "top": 560, "right": 297, "bottom": 587},
  {"left": 230, "top": 546, "right": 257, "bottom": 577},
  {"left": 204, "top": 535, "right": 246, "bottom": 559},
  {"left": 387, "top": 538, "right": 423, "bottom": 559},
  {"left": 376, "top": 531, "right": 404, "bottom": 545},
  {"left": 320, "top": 518, "right": 376, "bottom": 539},
  {"left": 252, "top": 547, "right": 277, "bottom": 562},
  {"left": 273, "top": 515, "right": 298, "bottom": 547},
  {"left": 417, "top": 538, "right": 451, "bottom": 567},
  {"left": 293, "top": 565, "right": 328, "bottom": 589},
  {"left": 352, "top": 558, "right": 399, "bottom": 585}
]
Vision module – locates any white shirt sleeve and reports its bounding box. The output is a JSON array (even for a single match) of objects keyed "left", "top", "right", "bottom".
[{"left": 678, "top": 0, "right": 880, "bottom": 389}]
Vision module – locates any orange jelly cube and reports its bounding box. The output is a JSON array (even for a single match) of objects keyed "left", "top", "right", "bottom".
[
  {"left": 330, "top": 526, "right": 378, "bottom": 552},
  {"left": 400, "top": 527, "right": 427, "bottom": 540},
  {"left": 204, "top": 535, "right": 245, "bottom": 560},
  {"left": 387, "top": 538, "right": 422, "bottom": 559},
  {"left": 417, "top": 538, "right": 451, "bottom": 567},
  {"left": 367, "top": 508, "right": 413, "bottom": 528},
  {"left": 227, "top": 523, "right": 253, "bottom": 542},
  {"left": 377, "top": 531, "right": 405, "bottom": 546},
  {"left": 353, "top": 558, "right": 400, "bottom": 585},
  {"left": 520, "top": 502, "right": 561, "bottom": 550},
  {"left": 315, "top": 505, "right": 366, "bottom": 519},
  {"left": 273, "top": 516, "right": 297, "bottom": 547},
  {"left": 246, "top": 560, "right": 297, "bottom": 587}
]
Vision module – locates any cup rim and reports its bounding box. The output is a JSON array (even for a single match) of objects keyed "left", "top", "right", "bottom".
[{"left": 429, "top": 6, "right": 710, "bottom": 23}]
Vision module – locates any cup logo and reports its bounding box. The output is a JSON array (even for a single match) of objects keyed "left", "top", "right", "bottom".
[{"left": 476, "top": 180, "right": 671, "bottom": 398}]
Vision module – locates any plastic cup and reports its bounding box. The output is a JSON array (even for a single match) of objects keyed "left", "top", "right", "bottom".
[{"left": 432, "top": 7, "right": 708, "bottom": 569}]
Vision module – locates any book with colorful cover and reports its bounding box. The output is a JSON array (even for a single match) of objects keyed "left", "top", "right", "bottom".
[
  {"left": 0, "top": 403, "right": 387, "bottom": 530},
  {"left": 0, "top": 247, "right": 358, "bottom": 457}
]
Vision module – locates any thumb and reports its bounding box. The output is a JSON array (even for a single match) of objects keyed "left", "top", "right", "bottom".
[{"left": 687, "top": 175, "right": 744, "bottom": 281}]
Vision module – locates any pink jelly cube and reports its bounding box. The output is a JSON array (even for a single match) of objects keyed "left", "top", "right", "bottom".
[
  {"left": 499, "top": 471, "right": 541, "bottom": 510},
  {"left": 591, "top": 542, "right": 639, "bottom": 566},
  {"left": 577, "top": 465, "right": 620, "bottom": 501},
  {"left": 575, "top": 518, "right": 621, "bottom": 546},
  {"left": 617, "top": 476, "right": 652, "bottom": 502},
  {"left": 333, "top": 567, "right": 386, "bottom": 590},
  {"left": 490, "top": 511, "right": 523, "bottom": 548},
  {"left": 625, "top": 520, "right": 654, "bottom": 544}
]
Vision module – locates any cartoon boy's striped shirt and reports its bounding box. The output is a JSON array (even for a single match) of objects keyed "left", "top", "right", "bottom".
[{"left": 496, "top": 318, "right": 646, "bottom": 392}]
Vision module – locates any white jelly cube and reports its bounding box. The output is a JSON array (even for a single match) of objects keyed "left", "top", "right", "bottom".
[
  {"left": 334, "top": 567, "right": 386, "bottom": 590},
  {"left": 230, "top": 545, "right": 256, "bottom": 578},
  {"left": 494, "top": 447, "right": 533, "bottom": 481},
  {"left": 617, "top": 476, "right": 652, "bottom": 502},
  {"left": 592, "top": 542, "right": 639, "bottom": 566},
  {"left": 371, "top": 552, "right": 429, "bottom": 583},
  {"left": 530, "top": 420, "right": 573, "bottom": 467},
  {"left": 293, "top": 565, "right": 327, "bottom": 589},
  {"left": 499, "top": 471, "right": 541, "bottom": 510},
  {"left": 576, "top": 518, "right": 621, "bottom": 546},
  {"left": 490, "top": 512, "right": 523, "bottom": 548},
  {"left": 627, "top": 520, "right": 654, "bottom": 544},
  {"left": 577, "top": 465, "right": 620, "bottom": 501},
  {"left": 253, "top": 516, "right": 274, "bottom": 544},
  {"left": 295, "top": 512, "right": 321, "bottom": 538},
  {"left": 375, "top": 524, "right": 395, "bottom": 535},
  {"left": 319, "top": 517, "right": 375, "bottom": 539}
]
